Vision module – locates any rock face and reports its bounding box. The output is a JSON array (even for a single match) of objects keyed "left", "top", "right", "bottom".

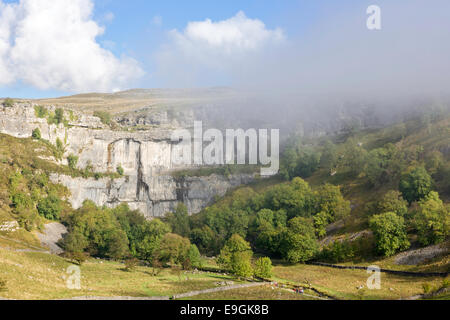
[{"left": 0, "top": 103, "right": 255, "bottom": 217}]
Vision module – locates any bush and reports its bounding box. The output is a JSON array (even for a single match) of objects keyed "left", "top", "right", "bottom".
[
  {"left": 65, "top": 251, "right": 88, "bottom": 266},
  {"left": 124, "top": 258, "right": 139, "bottom": 272},
  {"left": 34, "top": 105, "right": 48, "bottom": 118},
  {"left": 116, "top": 165, "right": 124, "bottom": 176},
  {"left": 54, "top": 108, "right": 64, "bottom": 124},
  {"left": 37, "top": 194, "right": 62, "bottom": 220},
  {"left": 2, "top": 98, "right": 14, "bottom": 108},
  {"left": 32, "top": 128, "right": 41, "bottom": 140},
  {"left": 253, "top": 257, "right": 273, "bottom": 279},
  {"left": 67, "top": 154, "right": 78, "bottom": 170},
  {"left": 369, "top": 212, "right": 410, "bottom": 257},
  {"left": 318, "top": 240, "right": 355, "bottom": 263},
  {"left": 0, "top": 278, "right": 6, "bottom": 292},
  {"left": 94, "top": 111, "right": 112, "bottom": 126}
]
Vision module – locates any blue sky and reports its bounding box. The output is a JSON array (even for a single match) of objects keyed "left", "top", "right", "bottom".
[
  {"left": 0, "top": 0, "right": 359, "bottom": 98},
  {"left": 1, "top": 0, "right": 449, "bottom": 99}
]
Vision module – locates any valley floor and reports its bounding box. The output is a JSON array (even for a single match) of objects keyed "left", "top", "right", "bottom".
[{"left": 1, "top": 236, "right": 447, "bottom": 300}]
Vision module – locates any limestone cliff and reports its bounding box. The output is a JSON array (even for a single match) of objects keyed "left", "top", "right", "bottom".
[{"left": 0, "top": 103, "right": 255, "bottom": 218}]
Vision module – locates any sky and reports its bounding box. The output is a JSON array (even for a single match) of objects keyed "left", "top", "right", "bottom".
[{"left": 0, "top": 0, "right": 449, "bottom": 99}]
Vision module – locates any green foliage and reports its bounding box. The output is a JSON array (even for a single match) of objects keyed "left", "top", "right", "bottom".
[
  {"left": 318, "top": 240, "right": 355, "bottom": 263},
  {"left": 2, "top": 98, "right": 14, "bottom": 108},
  {"left": 34, "top": 105, "right": 48, "bottom": 118},
  {"left": 377, "top": 190, "right": 408, "bottom": 217},
  {"left": 113, "top": 204, "right": 170, "bottom": 261},
  {"left": 54, "top": 138, "right": 65, "bottom": 160},
  {"left": 37, "top": 194, "right": 62, "bottom": 220},
  {"left": 165, "top": 203, "right": 190, "bottom": 238},
  {"left": 364, "top": 145, "right": 399, "bottom": 187},
  {"left": 313, "top": 211, "right": 330, "bottom": 238},
  {"left": 399, "top": 167, "right": 433, "bottom": 204},
  {"left": 61, "top": 201, "right": 130, "bottom": 259},
  {"left": 338, "top": 139, "right": 367, "bottom": 177},
  {"left": 369, "top": 212, "right": 410, "bottom": 257},
  {"left": 94, "top": 111, "right": 112, "bottom": 126},
  {"left": 32, "top": 128, "right": 41, "bottom": 140},
  {"left": 186, "top": 244, "right": 202, "bottom": 269},
  {"left": 156, "top": 233, "right": 191, "bottom": 266},
  {"left": 253, "top": 257, "right": 273, "bottom": 279},
  {"left": 280, "top": 145, "right": 321, "bottom": 180},
  {"left": 217, "top": 234, "right": 254, "bottom": 278},
  {"left": 280, "top": 217, "right": 319, "bottom": 263},
  {"left": 64, "top": 251, "right": 88, "bottom": 266},
  {"left": 116, "top": 165, "right": 124, "bottom": 176},
  {"left": 67, "top": 154, "right": 78, "bottom": 170},
  {"left": 314, "top": 184, "right": 351, "bottom": 222},
  {"left": 414, "top": 192, "right": 449, "bottom": 246},
  {"left": 54, "top": 108, "right": 64, "bottom": 124}
]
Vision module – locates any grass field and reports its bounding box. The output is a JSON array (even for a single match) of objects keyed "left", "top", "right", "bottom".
[
  {"left": 181, "top": 285, "right": 321, "bottom": 300},
  {"left": 272, "top": 263, "right": 448, "bottom": 300},
  {"left": 0, "top": 246, "right": 243, "bottom": 300}
]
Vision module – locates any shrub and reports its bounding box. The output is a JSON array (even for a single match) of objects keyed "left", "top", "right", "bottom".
[
  {"left": 32, "top": 128, "right": 41, "bottom": 140},
  {"left": 253, "top": 257, "right": 273, "bottom": 279},
  {"left": 2, "top": 98, "right": 14, "bottom": 108},
  {"left": 37, "top": 194, "right": 62, "bottom": 220},
  {"left": 124, "top": 258, "right": 139, "bottom": 272},
  {"left": 0, "top": 278, "right": 6, "bottom": 292},
  {"left": 116, "top": 165, "right": 124, "bottom": 176},
  {"left": 65, "top": 251, "right": 88, "bottom": 266},
  {"left": 54, "top": 108, "right": 64, "bottom": 124},
  {"left": 94, "top": 111, "right": 112, "bottom": 126},
  {"left": 34, "top": 105, "right": 48, "bottom": 118},
  {"left": 67, "top": 154, "right": 78, "bottom": 170}
]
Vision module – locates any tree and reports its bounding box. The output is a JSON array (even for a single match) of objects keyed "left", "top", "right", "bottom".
[
  {"left": 156, "top": 233, "right": 191, "bottom": 265},
  {"left": 314, "top": 184, "right": 351, "bottom": 222},
  {"left": 67, "top": 154, "right": 78, "bottom": 170},
  {"left": 165, "top": 203, "right": 190, "bottom": 238},
  {"left": 369, "top": 212, "right": 410, "bottom": 257},
  {"left": 32, "top": 128, "right": 41, "bottom": 140},
  {"left": 280, "top": 217, "right": 319, "bottom": 263},
  {"left": 313, "top": 211, "right": 330, "bottom": 238},
  {"left": 377, "top": 190, "right": 408, "bottom": 217},
  {"left": 399, "top": 167, "right": 433, "bottom": 204},
  {"left": 217, "top": 234, "right": 254, "bottom": 278},
  {"left": 365, "top": 146, "right": 396, "bottom": 187},
  {"left": 37, "top": 194, "right": 62, "bottom": 220},
  {"left": 185, "top": 244, "right": 202, "bottom": 269},
  {"left": 414, "top": 192, "right": 449, "bottom": 246},
  {"left": 116, "top": 165, "right": 124, "bottom": 176},
  {"left": 253, "top": 257, "right": 273, "bottom": 279}
]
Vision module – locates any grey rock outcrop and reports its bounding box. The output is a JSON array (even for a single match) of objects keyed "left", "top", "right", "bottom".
[{"left": 0, "top": 103, "right": 255, "bottom": 218}]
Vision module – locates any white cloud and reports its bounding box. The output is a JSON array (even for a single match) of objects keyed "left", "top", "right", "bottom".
[
  {"left": 0, "top": 0, "right": 143, "bottom": 93},
  {"left": 156, "top": 11, "right": 285, "bottom": 86}
]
